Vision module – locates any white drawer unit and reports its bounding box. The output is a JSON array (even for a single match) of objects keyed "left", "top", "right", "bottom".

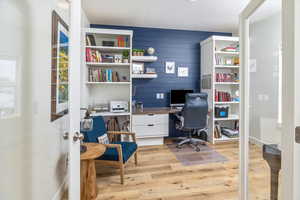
[{"left": 132, "top": 114, "right": 169, "bottom": 146}]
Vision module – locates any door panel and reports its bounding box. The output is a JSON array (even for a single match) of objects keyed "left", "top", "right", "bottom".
[{"left": 248, "top": 1, "right": 282, "bottom": 199}]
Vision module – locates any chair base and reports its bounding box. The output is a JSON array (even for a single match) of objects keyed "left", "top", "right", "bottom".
[
  {"left": 176, "top": 137, "right": 206, "bottom": 152},
  {"left": 176, "top": 129, "right": 207, "bottom": 152}
]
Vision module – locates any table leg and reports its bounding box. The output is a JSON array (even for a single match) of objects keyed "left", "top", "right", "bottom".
[{"left": 80, "top": 160, "right": 98, "bottom": 200}]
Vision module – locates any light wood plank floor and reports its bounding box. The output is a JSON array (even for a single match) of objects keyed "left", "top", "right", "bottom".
[{"left": 95, "top": 141, "right": 271, "bottom": 200}]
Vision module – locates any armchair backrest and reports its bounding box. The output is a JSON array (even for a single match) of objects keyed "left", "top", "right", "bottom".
[
  {"left": 81, "top": 116, "right": 106, "bottom": 143},
  {"left": 182, "top": 93, "right": 208, "bottom": 129}
]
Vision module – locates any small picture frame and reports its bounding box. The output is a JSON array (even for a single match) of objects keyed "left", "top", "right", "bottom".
[
  {"left": 178, "top": 67, "right": 189, "bottom": 77},
  {"left": 114, "top": 54, "right": 123, "bottom": 63},
  {"left": 132, "top": 62, "right": 144, "bottom": 74},
  {"left": 165, "top": 61, "right": 175, "bottom": 74}
]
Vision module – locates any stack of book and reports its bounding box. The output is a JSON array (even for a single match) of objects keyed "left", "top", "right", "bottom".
[
  {"left": 221, "top": 127, "right": 239, "bottom": 138},
  {"left": 215, "top": 90, "right": 232, "bottom": 102},
  {"left": 215, "top": 73, "right": 239, "bottom": 82},
  {"left": 88, "top": 68, "right": 121, "bottom": 82}
]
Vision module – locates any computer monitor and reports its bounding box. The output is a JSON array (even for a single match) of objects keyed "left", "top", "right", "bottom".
[{"left": 170, "top": 89, "right": 194, "bottom": 107}]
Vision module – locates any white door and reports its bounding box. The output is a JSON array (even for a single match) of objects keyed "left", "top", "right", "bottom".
[
  {"left": 68, "top": 0, "right": 82, "bottom": 199},
  {"left": 0, "top": 0, "right": 81, "bottom": 199},
  {"left": 240, "top": 0, "right": 300, "bottom": 199}
]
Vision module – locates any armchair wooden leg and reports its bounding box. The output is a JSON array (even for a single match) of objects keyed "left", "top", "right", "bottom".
[
  {"left": 134, "top": 152, "right": 138, "bottom": 166},
  {"left": 120, "top": 164, "right": 124, "bottom": 184}
]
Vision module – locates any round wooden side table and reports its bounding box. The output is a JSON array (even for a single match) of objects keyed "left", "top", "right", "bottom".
[{"left": 80, "top": 143, "right": 106, "bottom": 200}]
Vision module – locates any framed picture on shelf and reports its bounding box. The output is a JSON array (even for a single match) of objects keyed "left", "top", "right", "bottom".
[
  {"left": 50, "top": 10, "right": 69, "bottom": 122},
  {"left": 132, "top": 62, "right": 144, "bottom": 74},
  {"left": 114, "top": 54, "right": 123, "bottom": 63}
]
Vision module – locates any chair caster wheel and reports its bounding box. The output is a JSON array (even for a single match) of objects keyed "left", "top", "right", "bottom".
[
  {"left": 195, "top": 147, "right": 201, "bottom": 152},
  {"left": 176, "top": 145, "right": 182, "bottom": 149}
]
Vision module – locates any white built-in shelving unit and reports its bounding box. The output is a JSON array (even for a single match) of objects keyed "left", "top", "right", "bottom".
[
  {"left": 83, "top": 28, "right": 133, "bottom": 127},
  {"left": 201, "top": 36, "right": 240, "bottom": 144}
]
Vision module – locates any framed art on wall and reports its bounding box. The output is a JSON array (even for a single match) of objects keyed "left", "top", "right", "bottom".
[
  {"left": 178, "top": 67, "right": 189, "bottom": 77},
  {"left": 51, "top": 10, "right": 69, "bottom": 121},
  {"left": 165, "top": 61, "right": 175, "bottom": 74}
]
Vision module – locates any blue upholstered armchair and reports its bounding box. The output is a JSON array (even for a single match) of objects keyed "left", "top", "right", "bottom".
[{"left": 81, "top": 116, "right": 138, "bottom": 184}]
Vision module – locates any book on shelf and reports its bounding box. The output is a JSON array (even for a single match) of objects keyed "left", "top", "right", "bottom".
[
  {"left": 116, "top": 36, "right": 129, "bottom": 47},
  {"left": 86, "top": 48, "right": 102, "bottom": 63},
  {"left": 215, "top": 90, "right": 232, "bottom": 102},
  {"left": 86, "top": 49, "right": 125, "bottom": 64},
  {"left": 86, "top": 34, "right": 96, "bottom": 46},
  {"left": 88, "top": 68, "right": 120, "bottom": 82},
  {"left": 214, "top": 122, "right": 222, "bottom": 138}
]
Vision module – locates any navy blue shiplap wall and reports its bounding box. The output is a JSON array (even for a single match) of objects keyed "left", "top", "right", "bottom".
[
  {"left": 91, "top": 24, "right": 231, "bottom": 136},
  {"left": 91, "top": 24, "right": 231, "bottom": 107}
]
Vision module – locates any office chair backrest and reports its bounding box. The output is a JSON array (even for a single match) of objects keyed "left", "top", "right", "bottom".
[{"left": 182, "top": 93, "right": 208, "bottom": 129}]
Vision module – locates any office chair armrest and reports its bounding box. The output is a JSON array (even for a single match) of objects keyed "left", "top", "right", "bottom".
[
  {"left": 107, "top": 131, "right": 137, "bottom": 143},
  {"left": 103, "top": 143, "right": 123, "bottom": 163}
]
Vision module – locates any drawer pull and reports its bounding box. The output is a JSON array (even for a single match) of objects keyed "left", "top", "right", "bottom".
[
  {"left": 148, "top": 124, "right": 154, "bottom": 126},
  {"left": 148, "top": 113, "right": 154, "bottom": 116}
]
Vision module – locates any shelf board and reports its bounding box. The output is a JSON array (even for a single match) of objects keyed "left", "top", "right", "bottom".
[
  {"left": 214, "top": 82, "right": 240, "bottom": 85},
  {"left": 132, "top": 74, "right": 158, "bottom": 79},
  {"left": 86, "top": 82, "right": 130, "bottom": 85},
  {"left": 132, "top": 56, "right": 158, "bottom": 62},
  {"left": 86, "top": 62, "right": 130, "bottom": 67},
  {"left": 215, "top": 135, "right": 239, "bottom": 142},
  {"left": 215, "top": 116, "right": 239, "bottom": 121},
  {"left": 86, "top": 46, "right": 130, "bottom": 52},
  {"left": 215, "top": 51, "right": 239, "bottom": 55},
  {"left": 215, "top": 65, "right": 240, "bottom": 69},
  {"left": 214, "top": 101, "right": 239, "bottom": 105},
  {"left": 91, "top": 112, "right": 131, "bottom": 117}
]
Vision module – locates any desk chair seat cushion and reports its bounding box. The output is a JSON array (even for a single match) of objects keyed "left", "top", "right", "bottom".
[{"left": 97, "top": 142, "right": 138, "bottom": 163}]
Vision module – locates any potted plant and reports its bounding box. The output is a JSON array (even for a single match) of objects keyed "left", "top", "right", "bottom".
[
  {"left": 132, "top": 49, "right": 139, "bottom": 56},
  {"left": 122, "top": 50, "right": 129, "bottom": 63}
]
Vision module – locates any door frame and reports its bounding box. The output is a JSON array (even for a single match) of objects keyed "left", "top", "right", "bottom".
[
  {"left": 239, "top": 0, "right": 297, "bottom": 199},
  {"left": 68, "top": 0, "right": 82, "bottom": 199}
]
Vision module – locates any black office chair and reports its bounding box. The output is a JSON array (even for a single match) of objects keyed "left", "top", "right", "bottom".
[{"left": 175, "top": 93, "right": 208, "bottom": 152}]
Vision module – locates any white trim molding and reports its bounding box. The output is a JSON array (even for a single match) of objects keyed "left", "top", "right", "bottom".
[{"left": 239, "top": 0, "right": 266, "bottom": 200}]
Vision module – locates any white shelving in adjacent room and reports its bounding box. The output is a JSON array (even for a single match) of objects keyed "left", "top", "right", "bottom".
[{"left": 201, "top": 35, "right": 240, "bottom": 144}]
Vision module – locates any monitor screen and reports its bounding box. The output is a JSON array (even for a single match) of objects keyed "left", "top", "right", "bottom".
[{"left": 170, "top": 89, "right": 194, "bottom": 106}]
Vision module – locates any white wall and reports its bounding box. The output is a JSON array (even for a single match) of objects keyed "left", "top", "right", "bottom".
[
  {"left": 249, "top": 13, "right": 282, "bottom": 145},
  {"left": 0, "top": 0, "right": 90, "bottom": 199}
]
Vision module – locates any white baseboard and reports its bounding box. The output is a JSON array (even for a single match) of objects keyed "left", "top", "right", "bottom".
[
  {"left": 249, "top": 136, "right": 265, "bottom": 147},
  {"left": 52, "top": 175, "right": 68, "bottom": 200}
]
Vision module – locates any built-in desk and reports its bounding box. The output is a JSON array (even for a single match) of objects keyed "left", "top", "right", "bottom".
[
  {"left": 132, "top": 107, "right": 181, "bottom": 146},
  {"left": 132, "top": 107, "right": 181, "bottom": 115}
]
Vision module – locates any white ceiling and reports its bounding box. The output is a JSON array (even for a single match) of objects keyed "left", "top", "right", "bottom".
[{"left": 82, "top": 0, "right": 253, "bottom": 33}]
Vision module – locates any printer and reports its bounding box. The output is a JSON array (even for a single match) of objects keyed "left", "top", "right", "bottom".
[{"left": 110, "top": 101, "right": 129, "bottom": 113}]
